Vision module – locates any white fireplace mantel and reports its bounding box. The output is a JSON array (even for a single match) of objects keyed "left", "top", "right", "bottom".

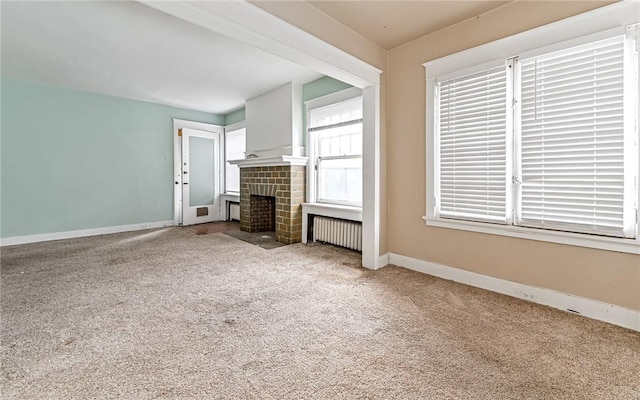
[{"left": 228, "top": 156, "right": 308, "bottom": 168}]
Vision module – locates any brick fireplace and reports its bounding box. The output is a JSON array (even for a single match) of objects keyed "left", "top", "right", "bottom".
[{"left": 239, "top": 165, "right": 306, "bottom": 245}]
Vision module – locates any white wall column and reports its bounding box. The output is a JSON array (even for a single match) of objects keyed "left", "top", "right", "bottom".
[{"left": 362, "top": 85, "right": 381, "bottom": 269}]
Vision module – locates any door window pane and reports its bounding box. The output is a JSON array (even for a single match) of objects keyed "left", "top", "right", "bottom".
[{"left": 189, "top": 136, "right": 215, "bottom": 207}]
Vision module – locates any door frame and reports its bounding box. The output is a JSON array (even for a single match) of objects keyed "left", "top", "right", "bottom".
[{"left": 173, "top": 119, "right": 225, "bottom": 226}]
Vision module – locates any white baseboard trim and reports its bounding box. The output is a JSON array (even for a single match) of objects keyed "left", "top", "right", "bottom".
[
  {"left": 0, "top": 221, "right": 175, "bottom": 247},
  {"left": 376, "top": 253, "right": 390, "bottom": 270},
  {"left": 388, "top": 252, "right": 640, "bottom": 332}
]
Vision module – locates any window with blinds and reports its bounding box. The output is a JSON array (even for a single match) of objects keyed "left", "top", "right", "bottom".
[
  {"left": 433, "top": 30, "right": 638, "bottom": 240},
  {"left": 519, "top": 36, "right": 632, "bottom": 238},
  {"left": 437, "top": 65, "right": 509, "bottom": 223}
]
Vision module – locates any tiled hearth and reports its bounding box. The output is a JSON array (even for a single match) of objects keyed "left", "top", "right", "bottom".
[{"left": 239, "top": 165, "right": 306, "bottom": 245}]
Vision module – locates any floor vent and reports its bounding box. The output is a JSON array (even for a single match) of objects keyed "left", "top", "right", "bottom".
[{"left": 312, "top": 216, "right": 362, "bottom": 251}]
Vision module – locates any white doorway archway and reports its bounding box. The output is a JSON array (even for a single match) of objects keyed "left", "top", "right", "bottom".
[{"left": 142, "top": 1, "right": 384, "bottom": 269}]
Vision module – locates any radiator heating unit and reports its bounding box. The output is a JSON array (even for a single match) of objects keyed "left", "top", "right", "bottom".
[{"left": 312, "top": 216, "right": 362, "bottom": 251}]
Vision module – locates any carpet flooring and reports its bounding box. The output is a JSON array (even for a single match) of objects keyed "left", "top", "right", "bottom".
[
  {"left": 222, "top": 230, "right": 285, "bottom": 250},
  {"left": 183, "top": 221, "right": 240, "bottom": 236},
  {"left": 1, "top": 227, "right": 639, "bottom": 399}
]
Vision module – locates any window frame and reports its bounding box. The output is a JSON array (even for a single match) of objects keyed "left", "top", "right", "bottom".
[
  {"left": 305, "top": 87, "right": 364, "bottom": 208},
  {"left": 424, "top": 4, "right": 640, "bottom": 255},
  {"left": 223, "top": 120, "right": 246, "bottom": 194}
]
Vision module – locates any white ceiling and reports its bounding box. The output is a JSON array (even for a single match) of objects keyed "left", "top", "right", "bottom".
[
  {"left": 1, "top": 0, "right": 515, "bottom": 114},
  {"left": 1, "top": 1, "right": 322, "bottom": 115},
  {"left": 307, "top": 0, "right": 511, "bottom": 50}
]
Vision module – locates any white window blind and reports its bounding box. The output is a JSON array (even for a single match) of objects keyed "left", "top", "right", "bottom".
[
  {"left": 437, "top": 65, "right": 509, "bottom": 223},
  {"left": 519, "top": 35, "right": 632, "bottom": 238}
]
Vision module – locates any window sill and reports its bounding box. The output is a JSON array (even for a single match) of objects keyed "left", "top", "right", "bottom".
[
  {"left": 423, "top": 216, "right": 640, "bottom": 255},
  {"left": 303, "top": 203, "right": 362, "bottom": 222},
  {"left": 220, "top": 193, "right": 240, "bottom": 202}
]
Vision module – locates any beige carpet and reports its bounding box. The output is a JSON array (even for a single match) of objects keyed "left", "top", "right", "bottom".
[{"left": 1, "top": 227, "right": 638, "bottom": 399}]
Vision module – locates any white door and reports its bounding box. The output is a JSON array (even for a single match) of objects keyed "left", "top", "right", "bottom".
[{"left": 181, "top": 128, "right": 222, "bottom": 226}]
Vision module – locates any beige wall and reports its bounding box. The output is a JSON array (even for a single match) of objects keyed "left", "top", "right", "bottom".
[
  {"left": 387, "top": 0, "right": 640, "bottom": 311},
  {"left": 256, "top": 0, "right": 640, "bottom": 311}
]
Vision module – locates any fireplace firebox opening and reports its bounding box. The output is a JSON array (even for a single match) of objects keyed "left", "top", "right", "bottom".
[{"left": 250, "top": 195, "right": 275, "bottom": 232}]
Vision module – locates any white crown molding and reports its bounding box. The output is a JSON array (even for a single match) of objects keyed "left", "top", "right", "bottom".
[
  {"left": 387, "top": 252, "right": 640, "bottom": 332},
  {"left": 0, "top": 221, "right": 174, "bottom": 247},
  {"left": 137, "top": 0, "right": 381, "bottom": 88}
]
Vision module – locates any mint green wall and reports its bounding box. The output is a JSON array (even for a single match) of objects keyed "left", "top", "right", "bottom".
[
  {"left": 302, "top": 76, "right": 352, "bottom": 102},
  {"left": 0, "top": 79, "right": 224, "bottom": 238},
  {"left": 224, "top": 108, "right": 245, "bottom": 126}
]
